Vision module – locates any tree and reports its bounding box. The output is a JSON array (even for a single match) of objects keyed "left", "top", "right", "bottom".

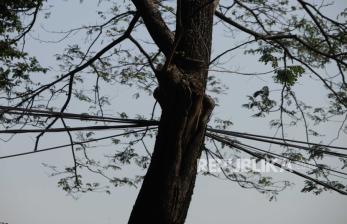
[{"left": 1, "top": 0, "right": 347, "bottom": 223}]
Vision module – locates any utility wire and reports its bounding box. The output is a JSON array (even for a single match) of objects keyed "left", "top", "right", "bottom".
[
  {"left": 207, "top": 128, "right": 347, "bottom": 150},
  {"left": 1, "top": 106, "right": 346, "bottom": 158},
  {"left": 233, "top": 141, "right": 347, "bottom": 178},
  {"left": 3, "top": 111, "right": 130, "bottom": 124},
  {"left": 206, "top": 132, "right": 347, "bottom": 195},
  {"left": 0, "top": 106, "right": 159, "bottom": 124},
  {"left": 206, "top": 130, "right": 347, "bottom": 158},
  {"left": 0, "top": 128, "right": 156, "bottom": 160},
  {"left": 2, "top": 106, "right": 345, "bottom": 150},
  {"left": 0, "top": 123, "right": 158, "bottom": 134}
]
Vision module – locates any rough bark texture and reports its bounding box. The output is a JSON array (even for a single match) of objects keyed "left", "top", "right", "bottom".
[{"left": 129, "top": 1, "right": 215, "bottom": 223}]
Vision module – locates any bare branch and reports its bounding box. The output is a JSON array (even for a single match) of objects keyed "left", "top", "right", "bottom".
[
  {"left": 129, "top": 35, "right": 157, "bottom": 72},
  {"left": 11, "top": 3, "right": 40, "bottom": 43},
  {"left": 131, "top": 0, "right": 174, "bottom": 57},
  {"left": 1, "top": 13, "right": 140, "bottom": 114},
  {"left": 61, "top": 118, "right": 80, "bottom": 186},
  {"left": 215, "top": 11, "right": 347, "bottom": 67}
]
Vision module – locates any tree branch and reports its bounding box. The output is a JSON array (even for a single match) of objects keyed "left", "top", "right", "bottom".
[
  {"left": 215, "top": 11, "right": 347, "bottom": 67},
  {"left": 5, "top": 13, "right": 140, "bottom": 113},
  {"left": 131, "top": 0, "right": 174, "bottom": 57}
]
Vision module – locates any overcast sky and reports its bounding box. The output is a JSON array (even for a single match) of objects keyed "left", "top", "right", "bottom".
[{"left": 1, "top": 1, "right": 347, "bottom": 224}]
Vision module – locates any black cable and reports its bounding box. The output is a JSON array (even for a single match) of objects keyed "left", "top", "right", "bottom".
[
  {"left": 0, "top": 128, "right": 157, "bottom": 160},
  {"left": 0, "top": 123, "right": 158, "bottom": 134},
  {"left": 206, "top": 132, "right": 347, "bottom": 195},
  {"left": 207, "top": 128, "right": 347, "bottom": 150},
  {"left": 234, "top": 142, "right": 347, "bottom": 178},
  {"left": 0, "top": 106, "right": 159, "bottom": 124},
  {"left": 2, "top": 106, "right": 345, "bottom": 152},
  {"left": 206, "top": 130, "right": 347, "bottom": 158}
]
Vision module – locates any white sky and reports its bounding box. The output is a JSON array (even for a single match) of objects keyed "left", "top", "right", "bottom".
[{"left": 1, "top": 1, "right": 347, "bottom": 224}]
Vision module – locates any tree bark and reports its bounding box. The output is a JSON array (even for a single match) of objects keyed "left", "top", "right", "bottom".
[{"left": 129, "top": 1, "right": 215, "bottom": 223}]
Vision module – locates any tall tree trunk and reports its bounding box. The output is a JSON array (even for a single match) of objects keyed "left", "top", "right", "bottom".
[{"left": 129, "top": 1, "right": 215, "bottom": 223}]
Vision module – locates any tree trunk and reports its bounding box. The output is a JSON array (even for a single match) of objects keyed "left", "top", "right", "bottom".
[{"left": 129, "top": 1, "right": 215, "bottom": 223}]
